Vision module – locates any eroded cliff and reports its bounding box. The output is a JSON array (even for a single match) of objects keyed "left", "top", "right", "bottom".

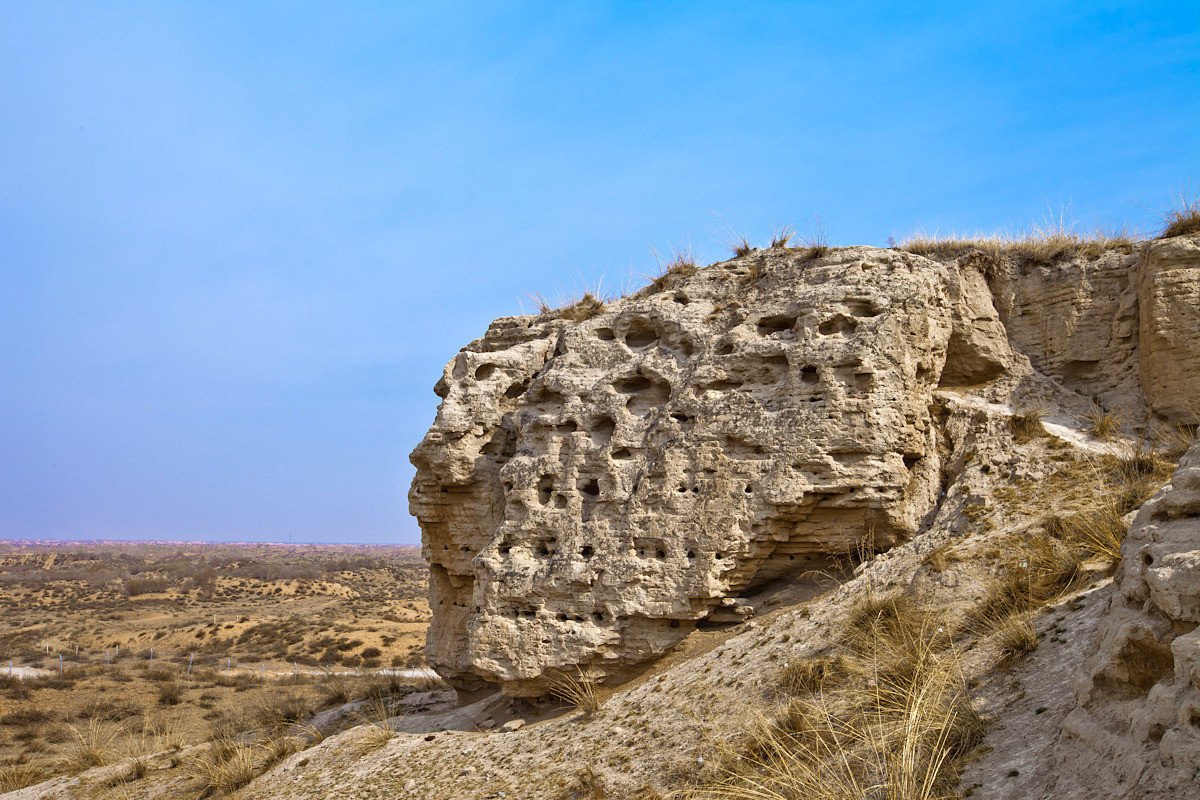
[{"left": 410, "top": 235, "right": 1200, "bottom": 698}]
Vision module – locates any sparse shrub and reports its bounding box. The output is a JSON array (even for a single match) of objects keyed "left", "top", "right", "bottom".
[
  {"left": 157, "top": 683, "right": 182, "bottom": 706},
  {"left": 730, "top": 236, "right": 753, "bottom": 257},
  {"left": 360, "top": 646, "right": 381, "bottom": 659},
  {"left": 124, "top": 576, "right": 170, "bottom": 596},
  {"left": 253, "top": 690, "right": 310, "bottom": 731},
  {"left": 0, "top": 708, "right": 49, "bottom": 726}
]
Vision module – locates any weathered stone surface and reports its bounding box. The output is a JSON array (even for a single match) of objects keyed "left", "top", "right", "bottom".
[
  {"left": 1047, "top": 440, "right": 1200, "bottom": 798},
  {"left": 1139, "top": 236, "right": 1200, "bottom": 423},
  {"left": 990, "top": 249, "right": 1145, "bottom": 415},
  {"left": 410, "top": 235, "right": 1199, "bottom": 699},
  {"left": 410, "top": 246, "right": 1014, "bottom": 695}
]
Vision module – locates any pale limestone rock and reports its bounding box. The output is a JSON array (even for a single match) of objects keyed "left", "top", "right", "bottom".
[
  {"left": 989, "top": 248, "right": 1145, "bottom": 415},
  {"left": 1139, "top": 236, "right": 1200, "bottom": 423},
  {"left": 1048, "top": 440, "right": 1200, "bottom": 798},
  {"left": 410, "top": 246, "right": 1014, "bottom": 695}
]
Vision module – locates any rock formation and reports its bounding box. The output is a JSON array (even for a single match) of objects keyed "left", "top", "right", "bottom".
[
  {"left": 410, "top": 236, "right": 1200, "bottom": 697},
  {"left": 1043, "top": 439, "right": 1200, "bottom": 796}
]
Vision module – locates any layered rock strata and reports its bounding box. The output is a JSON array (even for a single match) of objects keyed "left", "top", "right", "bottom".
[{"left": 410, "top": 236, "right": 1200, "bottom": 696}]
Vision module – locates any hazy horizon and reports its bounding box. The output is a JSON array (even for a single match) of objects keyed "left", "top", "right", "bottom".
[{"left": 2, "top": 1, "right": 1197, "bottom": 545}]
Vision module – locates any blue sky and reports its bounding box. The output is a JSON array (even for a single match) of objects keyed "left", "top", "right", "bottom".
[{"left": 1, "top": 1, "right": 1196, "bottom": 544}]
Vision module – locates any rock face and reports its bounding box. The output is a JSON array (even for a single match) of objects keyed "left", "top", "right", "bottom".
[
  {"left": 410, "top": 236, "right": 1200, "bottom": 697},
  {"left": 1139, "top": 236, "right": 1200, "bottom": 423},
  {"left": 1048, "top": 440, "right": 1200, "bottom": 797}
]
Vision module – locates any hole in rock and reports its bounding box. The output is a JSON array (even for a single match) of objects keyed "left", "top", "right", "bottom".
[
  {"left": 504, "top": 380, "right": 530, "bottom": 399},
  {"left": 591, "top": 415, "right": 616, "bottom": 445},
  {"left": 717, "top": 342, "right": 735, "bottom": 356},
  {"left": 592, "top": 612, "right": 604, "bottom": 623},
  {"left": 705, "top": 379, "right": 743, "bottom": 391},
  {"left": 557, "top": 420, "right": 579, "bottom": 434},
  {"left": 903, "top": 454, "right": 921, "bottom": 470},
  {"left": 553, "top": 494, "right": 567, "bottom": 509},
  {"left": 819, "top": 316, "right": 858, "bottom": 336},
  {"left": 845, "top": 300, "right": 883, "bottom": 318},
  {"left": 616, "top": 376, "right": 651, "bottom": 394},
  {"left": 800, "top": 366, "right": 820, "bottom": 385},
  {"left": 557, "top": 613, "right": 568, "bottom": 622},
  {"left": 498, "top": 542, "right": 511, "bottom": 554},
  {"left": 616, "top": 373, "right": 671, "bottom": 414},
  {"left": 745, "top": 485, "right": 753, "bottom": 493},
  {"left": 765, "top": 354, "right": 790, "bottom": 370},
  {"left": 475, "top": 364, "right": 497, "bottom": 381},
  {"left": 1142, "top": 551, "right": 1154, "bottom": 566},
  {"left": 596, "top": 328, "right": 615, "bottom": 341},
  {"left": 677, "top": 485, "right": 688, "bottom": 493},
  {"left": 579, "top": 478, "right": 601, "bottom": 496},
  {"left": 674, "top": 293, "right": 690, "bottom": 305},
  {"left": 691, "top": 486, "right": 699, "bottom": 494},
  {"left": 854, "top": 372, "right": 874, "bottom": 390},
  {"left": 538, "top": 477, "right": 554, "bottom": 505},
  {"left": 671, "top": 412, "right": 692, "bottom": 425},
  {"left": 625, "top": 323, "right": 659, "bottom": 349},
  {"left": 655, "top": 549, "right": 667, "bottom": 560},
  {"left": 581, "top": 545, "right": 594, "bottom": 558},
  {"left": 757, "top": 315, "right": 797, "bottom": 337},
  {"left": 611, "top": 447, "right": 632, "bottom": 460},
  {"left": 687, "top": 550, "right": 695, "bottom": 559},
  {"left": 670, "top": 619, "right": 680, "bottom": 628}
]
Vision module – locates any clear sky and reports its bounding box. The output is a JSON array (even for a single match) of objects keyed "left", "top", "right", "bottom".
[{"left": 1, "top": 1, "right": 1197, "bottom": 544}]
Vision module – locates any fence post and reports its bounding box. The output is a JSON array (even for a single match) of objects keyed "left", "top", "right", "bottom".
[
  {"left": 293, "top": 662, "right": 297, "bottom": 677},
  {"left": 59, "top": 654, "right": 62, "bottom": 675},
  {"left": 226, "top": 658, "right": 230, "bottom": 674},
  {"left": 106, "top": 650, "right": 110, "bottom": 668},
  {"left": 188, "top": 652, "right": 194, "bottom": 675},
  {"left": 150, "top": 648, "right": 153, "bottom": 668},
  {"left": 261, "top": 663, "right": 265, "bottom": 680}
]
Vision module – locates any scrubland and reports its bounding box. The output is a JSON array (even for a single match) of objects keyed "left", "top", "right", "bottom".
[{"left": 0, "top": 543, "right": 432, "bottom": 792}]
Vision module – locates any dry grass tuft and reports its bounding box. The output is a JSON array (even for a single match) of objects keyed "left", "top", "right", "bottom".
[
  {"left": 687, "top": 632, "right": 984, "bottom": 800},
  {"left": 0, "top": 761, "right": 45, "bottom": 792},
  {"left": 769, "top": 225, "right": 795, "bottom": 249},
  {"left": 560, "top": 764, "right": 608, "bottom": 799},
  {"left": 549, "top": 665, "right": 603, "bottom": 719},
  {"left": 187, "top": 739, "right": 262, "bottom": 797},
  {"left": 1010, "top": 406, "right": 1047, "bottom": 441},
  {"left": 730, "top": 236, "right": 754, "bottom": 257},
  {"left": 1086, "top": 404, "right": 1124, "bottom": 440},
  {"left": 62, "top": 720, "right": 121, "bottom": 772},
  {"left": 777, "top": 655, "right": 850, "bottom": 697},
  {"left": 993, "top": 615, "right": 1039, "bottom": 667},
  {"left": 1159, "top": 186, "right": 1200, "bottom": 238},
  {"left": 975, "top": 536, "right": 1083, "bottom": 623},
  {"left": 352, "top": 696, "right": 399, "bottom": 756},
  {"left": 901, "top": 216, "right": 1137, "bottom": 274}
]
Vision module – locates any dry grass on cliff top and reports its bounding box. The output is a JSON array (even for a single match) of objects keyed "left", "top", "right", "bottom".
[
  {"left": 1158, "top": 185, "right": 1200, "bottom": 238},
  {"left": 901, "top": 219, "right": 1137, "bottom": 268}
]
